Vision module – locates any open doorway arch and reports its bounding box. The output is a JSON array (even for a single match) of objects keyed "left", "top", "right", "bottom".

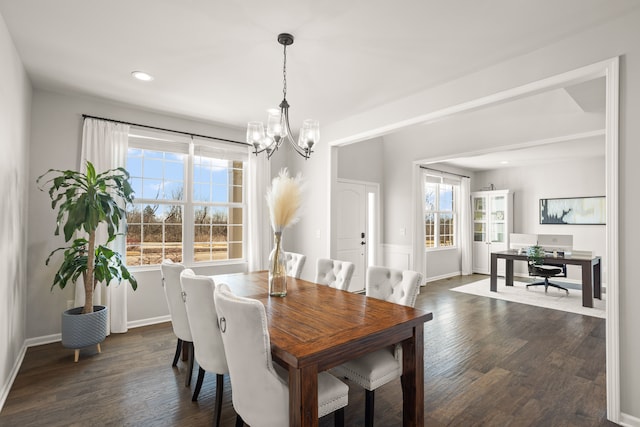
[
  {"left": 330, "top": 56, "right": 620, "bottom": 421},
  {"left": 410, "top": 57, "right": 619, "bottom": 421}
]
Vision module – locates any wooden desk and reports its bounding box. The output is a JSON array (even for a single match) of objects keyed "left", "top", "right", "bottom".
[
  {"left": 212, "top": 271, "right": 433, "bottom": 427},
  {"left": 490, "top": 250, "right": 602, "bottom": 308}
]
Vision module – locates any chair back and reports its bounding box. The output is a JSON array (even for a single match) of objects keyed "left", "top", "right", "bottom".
[
  {"left": 214, "top": 283, "right": 288, "bottom": 427},
  {"left": 315, "top": 258, "right": 356, "bottom": 291},
  {"left": 284, "top": 252, "right": 306, "bottom": 278},
  {"left": 366, "top": 266, "right": 422, "bottom": 307},
  {"left": 179, "top": 269, "right": 228, "bottom": 375},
  {"left": 160, "top": 259, "right": 191, "bottom": 341}
]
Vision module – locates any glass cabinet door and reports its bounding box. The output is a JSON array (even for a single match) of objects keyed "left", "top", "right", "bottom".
[
  {"left": 474, "top": 222, "right": 486, "bottom": 242},
  {"left": 490, "top": 195, "right": 506, "bottom": 243},
  {"left": 473, "top": 197, "right": 486, "bottom": 220},
  {"left": 473, "top": 196, "right": 487, "bottom": 242}
]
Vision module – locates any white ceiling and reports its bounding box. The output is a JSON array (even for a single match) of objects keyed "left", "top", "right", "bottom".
[
  {"left": 423, "top": 78, "right": 607, "bottom": 171},
  {"left": 0, "top": 0, "right": 637, "bottom": 133}
]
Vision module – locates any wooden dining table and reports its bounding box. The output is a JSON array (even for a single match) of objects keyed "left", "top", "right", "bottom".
[{"left": 211, "top": 271, "right": 433, "bottom": 427}]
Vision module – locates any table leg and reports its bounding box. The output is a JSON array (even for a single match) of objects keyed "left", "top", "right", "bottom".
[
  {"left": 593, "top": 259, "right": 602, "bottom": 299},
  {"left": 505, "top": 259, "right": 514, "bottom": 287},
  {"left": 289, "top": 364, "right": 318, "bottom": 427},
  {"left": 581, "top": 262, "right": 594, "bottom": 308},
  {"left": 490, "top": 253, "right": 498, "bottom": 292},
  {"left": 401, "top": 325, "right": 424, "bottom": 427}
]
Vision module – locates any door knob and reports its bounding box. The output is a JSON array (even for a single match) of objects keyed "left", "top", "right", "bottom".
[{"left": 361, "top": 241, "right": 366, "bottom": 245}]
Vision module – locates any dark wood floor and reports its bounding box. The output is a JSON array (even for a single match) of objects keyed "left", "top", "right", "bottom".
[{"left": 0, "top": 274, "right": 614, "bottom": 426}]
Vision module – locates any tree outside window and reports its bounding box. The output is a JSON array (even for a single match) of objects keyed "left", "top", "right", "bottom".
[
  {"left": 125, "top": 138, "right": 246, "bottom": 267},
  {"left": 424, "top": 176, "right": 456, "bottom": 249}
]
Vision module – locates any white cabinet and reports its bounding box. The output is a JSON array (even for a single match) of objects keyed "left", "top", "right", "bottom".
[{"left": 472, "top": 190, "right": 513, "bottom": 275}]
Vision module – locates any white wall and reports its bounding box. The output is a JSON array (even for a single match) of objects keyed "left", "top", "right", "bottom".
[
  {"left": 27, "top": 89, "right": 247, "bottom": 338},
  {"left": 0, "top": 13, "right": 31, "bottom": 409},
  {"left": 338, "top": 137, "right": 384, "bottom": 183},
  {"left": 320, "top": 10, "right": 640, "bottom": 418},
  {"left": 277, "top": 136, "right": 332, "bottom": 282},
  {"left": 474, "top": 156, "right": 606, "bottom": 280}
]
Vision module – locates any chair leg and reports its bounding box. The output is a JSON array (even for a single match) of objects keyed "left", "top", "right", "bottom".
[
  {"left": 214, "top": 374, "right": 224, "bottom": 427},
  {"left": 192, "top": 367, "right": 206, "bottom": 401},
  {"left": 334, "top": 407, "right": 345, "bottom": 427},
  {"left": 172, "top": 338, "right": 183, "bottom": 367},
  {"left": 235, "top": 414, "right": 244, "bottom": 427},
  {"left": 186, "top": 342, "right": 194, "bottom": 387},
  {"left": 365, "top": 389, "right": 375, "bottom": 427}
]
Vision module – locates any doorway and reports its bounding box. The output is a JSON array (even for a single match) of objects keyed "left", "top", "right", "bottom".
[{"left": 336, "top": 179, "right": 380, "bottom": 292}]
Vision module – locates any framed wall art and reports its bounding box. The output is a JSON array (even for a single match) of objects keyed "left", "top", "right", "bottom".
[{"left": 539, "top": 196, "right": 605, "bottom": 225}]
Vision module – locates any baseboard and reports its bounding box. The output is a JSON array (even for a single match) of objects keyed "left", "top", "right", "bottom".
[
  {"left": 0, "top": 342, "right": 27, "bottom": 413},
  {"left": 25, "top": 333, "right": 61, "bottom": 347},
  {"left": 127, "top": 315, "right": 171, "bottom": 329},
  {"left": 425, "top": 271, "right": 461, "bottom": 284},
  {"left": 620, "top": 412, "right": 640, "bottom": 427}
]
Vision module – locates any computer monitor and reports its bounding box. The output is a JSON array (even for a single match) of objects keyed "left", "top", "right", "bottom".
[
  {"left": 509, "top": 233, "right": 538, "bottom": 251},
  {"left": 537, "top": 234, "right": 573, "bottom": 253}
]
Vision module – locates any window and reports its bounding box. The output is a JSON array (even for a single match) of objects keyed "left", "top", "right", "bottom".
[
  {"left": 424, "top": 174, "right": 457, "bottom": 249},
  {"left": 125, "top": 129, "right": 247, "bottom": 267}
]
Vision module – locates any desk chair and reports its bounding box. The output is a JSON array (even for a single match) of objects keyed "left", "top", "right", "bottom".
[{"left": 527, "top": 260, "right": 569, "bottom": 294}]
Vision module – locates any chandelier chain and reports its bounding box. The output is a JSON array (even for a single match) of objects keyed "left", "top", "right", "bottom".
[{"left": 282, "top": 44, "right": 287, "bottom": 100}]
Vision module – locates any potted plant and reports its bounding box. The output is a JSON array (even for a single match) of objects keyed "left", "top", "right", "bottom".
[
  {"left": 527, "top": 245, "right": 545, "bottom": 265},
  {"left": 37, "top": 161, "right": 137, "bottom": 361}
]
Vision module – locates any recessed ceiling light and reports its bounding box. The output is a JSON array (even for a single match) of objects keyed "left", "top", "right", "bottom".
[
  {"left": 500, "top": 160, "right": 509, "bottom": 165},
  {"left": 131, "top": 71, "right": 154, "bottom": 82}
]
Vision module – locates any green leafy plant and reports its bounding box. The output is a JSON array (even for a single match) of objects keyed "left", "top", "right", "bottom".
[
  {"left": 527, "top": 245, "right": 545, "bottom": 265},
  {"left": 37, "top": 161, "right": 138, "bottom": 314}
]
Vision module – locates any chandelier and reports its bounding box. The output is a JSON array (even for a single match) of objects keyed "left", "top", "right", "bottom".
[{"left": 247, "top": 33, "right": 319, "bottom": 160}]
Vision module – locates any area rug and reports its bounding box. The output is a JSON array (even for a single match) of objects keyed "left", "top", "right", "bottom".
[{"left": 450, "top": 278, "right": 605, "bottom": 318}]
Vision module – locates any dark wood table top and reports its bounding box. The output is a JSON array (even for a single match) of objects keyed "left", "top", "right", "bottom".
[{"left": 212, "top": 270, "right": 433, "bottom": 371}]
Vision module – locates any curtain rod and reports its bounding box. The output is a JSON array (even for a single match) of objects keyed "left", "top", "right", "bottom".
[
  {"left": 420, "top": 166, "right": 470, "bottom": 179},
  {"left": 82, "top": 114, "right": 248, "bottom": 147}
]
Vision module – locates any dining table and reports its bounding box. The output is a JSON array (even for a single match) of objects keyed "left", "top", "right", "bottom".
[{"left": 211, "top": 270, "right": 433, "bottom": 427}]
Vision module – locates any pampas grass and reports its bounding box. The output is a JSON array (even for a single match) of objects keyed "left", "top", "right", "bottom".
[{"left": 266, "top": 168, "right": 304, "bottom": 232}]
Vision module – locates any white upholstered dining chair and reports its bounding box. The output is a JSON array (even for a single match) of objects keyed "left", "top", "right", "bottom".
[
  {"left": 160, "top": 259, "right": 194, "bottom": 387},
  {"left": 332, "top": 266, "right": 423, "bottom": 427},
  {"left": 284, "top": 251, "right": 306, "bottom": 278},
  {"left": 315, "top": 258, "right": 356, "bottom": 291},
  {"left": 213, "top": 283, "right": 349, "bottom": 427},
  {"left": 180, "top": 269, "right": 229, "bottom": 427}
]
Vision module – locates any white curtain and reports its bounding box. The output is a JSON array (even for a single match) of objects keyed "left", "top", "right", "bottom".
[
  {"left": 460, "top": 177, "right": 473, "bottom": 275},
  {"left": 76, "top": 117, "right": 130, "bottom": 334},
  {"left": 247, "top": 150, "right": 271, "bottom": 271},
  {"left": 411, "top": 164, "right": 426, "bottom": 284}
]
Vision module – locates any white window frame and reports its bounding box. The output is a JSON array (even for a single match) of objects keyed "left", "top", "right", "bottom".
[
  {"left": 424, "top": 173, "right": 459, "bottom": 251},
  {"left": 126, "top": 128, "right": 248, "bottom": 269}
]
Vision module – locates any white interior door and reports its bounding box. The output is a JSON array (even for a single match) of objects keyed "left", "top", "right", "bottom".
[{"left": 336, "top": 182, "right": 366, "bottom": 292}]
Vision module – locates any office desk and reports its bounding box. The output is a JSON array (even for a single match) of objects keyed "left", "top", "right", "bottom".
[
  {"left": 490, "top": 250, "right": 602, "bottom": 308},
  {"left": 212, "top": 271, "right": 433, "bottom": 427}
]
